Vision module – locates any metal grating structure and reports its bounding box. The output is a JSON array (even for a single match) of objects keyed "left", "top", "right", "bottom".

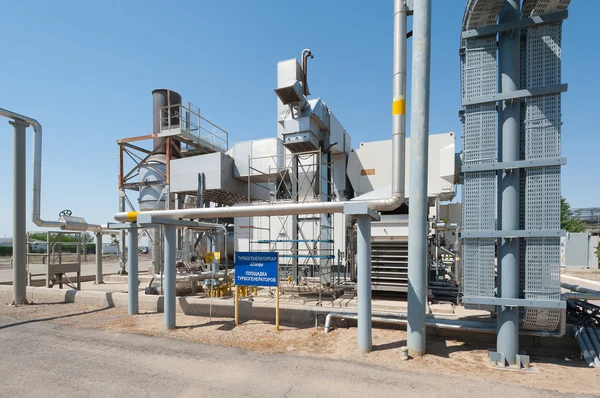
[
  {"left": 460, "top": 34, "right": 498, "bottom": 311},
  {"left": 460, "top": 0, "right": 570, "bottom": 329}
]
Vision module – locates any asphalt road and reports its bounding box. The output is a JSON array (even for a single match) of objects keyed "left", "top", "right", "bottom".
[{"left": 0, "top": 313, "right": 573, "bottom": 398}]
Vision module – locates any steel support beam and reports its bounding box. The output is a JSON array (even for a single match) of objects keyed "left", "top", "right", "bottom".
[
  {"left": 95, "top": 233, "right": 103, "bottom": 284},
  {"left": 356, "top": 214, "right": 372, "bottom": 353},
  {"left": 461, "top": 83, "right": 567, "bottom": 106},
  {"left": 407, "top": 0, "right": 431, "bottom": 357},
  {"left": 461, "top": 157, "right": 566, "bottom": 172},
  {"left": 497, "top": 0, "right": 521, "bottom": 367},
  {"left": 11, "top": 120, "right": 28, "bottom": 305},
  {"left": 164, "top": 224, "right": 176, "bottom": 329},
  {"left": 127, "top": 224, "right": 139, "bottom": 315}
]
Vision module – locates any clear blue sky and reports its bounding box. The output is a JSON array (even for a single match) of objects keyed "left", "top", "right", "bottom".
[{"left": 0, "top": 1, "right": 597, "bottom": 237}]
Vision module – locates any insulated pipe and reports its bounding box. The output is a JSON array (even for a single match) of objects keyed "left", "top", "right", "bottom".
[
  {"left": 11, "top": 120, "right": 27, "bottom": 305},
  {"left": 357, "top": 215, "right": 372, "bottom": 353},
  {"left": 164, "top": 224, "right": 176, "bottom": 329},
  {"left": 407, "top": 0, "right": 432, "bottom": 358},
  {"left": 497, "top": 0, "right": 521, "bottom": 367},
  {"left": 95, "top": 233, "right": 103, "bottom": 284},
  {"left": 127, "top": 224, "right": 139, "bottom": 315},
  {"left": 580, "top": 327, "right": 600, "bottom": 367},
  {"left": 323, "top": 312, "right": 564, "bottom": 337},
  {"left": 586, "top": 327, "right": 600, "bottom": 364},
  {"left": 573, "top": 326, "right": 595, "bottom": 367},
  {"left": 561, "top": 283, "right": 600, "bottom": 297}
]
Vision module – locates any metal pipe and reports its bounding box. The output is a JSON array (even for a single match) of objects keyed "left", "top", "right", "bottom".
[
  {"left": 497, "top": 0, "right": 521, "bottom": 366},
  {"left": 323, "top": 312, "right": 564, "bottom": 337},
  {"left": 573, "top": 326, "right": 595, "bottom": 367},
  {"left": 11, "top": 120, "right": 27, "bottom": 305},
  {"left": 164, "top": 224, "right": 176, "bottom": 329},
  {"left": 356, "top": 215, "right": 372, "bottom": 353},
  {"left": 0, "top": 107, "right": 104, "bottom": 232},
  {"left": 301, "top": 49, "right": 313, "bottom": 96},
  {"left": 586, "top": 327, "right": 600, "bottom": 364},
  {"left": 95, "top": 233, "right": 103, "bottom": 284},
  {"left": 152, "top": 227, "right": 161, "bottom": 274},
  {"left": 407, "top": 0, "right": 431, "bottom": 358},
  {"left": 581, "top": 327, "right": 600, "bottom": 367},
  {"left": 127, "top": 224, "right": 139, "bottom": 315},
  {"left": 561, "top": 283, "right": 600, "bottom": 296}
]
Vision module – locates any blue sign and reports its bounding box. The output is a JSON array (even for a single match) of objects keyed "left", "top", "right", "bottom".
[{"left": 234, "top": 252, "right": 279, "bottom": 287}]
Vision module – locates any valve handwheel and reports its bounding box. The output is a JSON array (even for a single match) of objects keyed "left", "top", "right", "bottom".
[{"left": 58, "top": 209, "right": 72, "bottom": 219}]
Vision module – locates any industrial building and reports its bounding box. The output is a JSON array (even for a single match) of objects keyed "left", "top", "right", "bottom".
[{"left": 3, "top": 0, "right": 600, "bottom": 370}]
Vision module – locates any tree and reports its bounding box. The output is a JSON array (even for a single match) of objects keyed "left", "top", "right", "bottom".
[{"left": 560, "top": 197, "right": 586, "bottom": 233}]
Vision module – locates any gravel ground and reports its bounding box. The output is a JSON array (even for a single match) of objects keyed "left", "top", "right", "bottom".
[{"left": 0, "top": 302, "right": 597, "bottom": 397}]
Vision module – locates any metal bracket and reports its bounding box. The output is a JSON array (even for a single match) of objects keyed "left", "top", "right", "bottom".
[
  {"left": 462, "top": 10, "right": 568, "bottom": 39},
  {"left": 461, "top": 84, "right": 568, "bottom": 106},
  {"left": 461, "top": 230, "right": 565, "bottom": 238},
  {"left": 136, "top": 213, "right": 204, "bottom": 227},
  {"left": 463, "top": 296, "right": 566, "bottom": 309},
  {"left": 462, "top": 157, "right": 566, "bottom": 172},
  {"left": 344, "top": 202, "right": 381, "bottom": 221}
]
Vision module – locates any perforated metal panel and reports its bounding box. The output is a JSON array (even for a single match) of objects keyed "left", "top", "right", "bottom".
[
  {"left": 463, "top": 0, "right": 504, "bottom": 30},
  {"left": 461, "top": 35, "right": 498, "bottom": 311},
  {"left": 522, "top": 0, "right": 571, "bottom": 17},
  {"left": 521, "top": 19, "right": 564, "bottom": 331}
]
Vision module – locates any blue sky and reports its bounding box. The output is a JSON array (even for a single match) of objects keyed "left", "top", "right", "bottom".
[{"left": 0, "top": 1, "right": 597, "bottom": 237}]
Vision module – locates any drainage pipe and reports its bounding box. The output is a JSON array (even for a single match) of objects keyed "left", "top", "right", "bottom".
[{"left": 407, "top": 0, "right": 432, "bottom": 358}]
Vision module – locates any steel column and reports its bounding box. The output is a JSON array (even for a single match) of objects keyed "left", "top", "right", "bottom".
[
  {"left": 95, "top": 233, "right": 103, "bottom": 284},
  {"left": 407, "top": 0, "right": 432, "bottom": 357},
  {"left": 357, "top": 215, "right": 372, "bottom": 353},
  {"left": 127, "top": 224, "right": 138, "bottom": 315},
  {"left": 164, "top": 224, "right": 176, "bottom": 329},
  {"left": 152, "top": 227, "right": 161, "bottom": 274},
  {"left": 118, "top": 195, "right": 126, "bottom": 274},
  {"left": 497, "top": 0, "right": 521, "bottom": 366},
  {"left": 11, "top": 120, "right": 27, "bottom": 305}
]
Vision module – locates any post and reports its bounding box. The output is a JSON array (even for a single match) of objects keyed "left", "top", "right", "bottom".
[
  {"left": 275, "top": 286, "right": 280, "bottom": 331},
  {"left": 11, "top": 120, "right": 28, "bottom": 305},
  {"left": 407, "top": 0, "right": 432, "bottom": 357},
  {"left": 164, "top": 224, "right": 176, "bottom": 329},
  {"left": 234, "top": 285, "right": 239, "bottom": 326},
  {"left": 118, "top": 195, "right": 127, "bottom": 275},
  {"left": 127, "top": 224, "right": 139, "bottom": 315},
  {"left": 356, "top": 214, "right": 372, "bottom": 353},
  {"left": 95, "top": 232, "right": 103, "bottom": 284},
  {"left": 497, "top": 0, "right": 521, "bottom": 366},
  {"left": 152, "top": 227, "right": 161, "bottom": 274}
]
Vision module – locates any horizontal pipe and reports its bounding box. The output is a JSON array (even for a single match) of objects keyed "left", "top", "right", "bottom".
[
  {"left": 561, "top": 283, "right": 600, "bottom": 299},
  {"left": 116, "top": 202, "right": 346, "bottom": 222},
  {"left": 323, "top": 312, "right": 563, "bottom": 337}
]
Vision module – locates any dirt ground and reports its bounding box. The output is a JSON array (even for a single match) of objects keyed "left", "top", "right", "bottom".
[
  {"left": 563, "top": 269, "right": 600, "bottom": 282},
  {"left": 1, "top": 302, "right": 597, "bottom": 396}
]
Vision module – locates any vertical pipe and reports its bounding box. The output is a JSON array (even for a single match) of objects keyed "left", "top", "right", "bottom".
[
  {"left": 127, "top": 224, "right": 138, "bottom": 315},
  {"left": 11, "top": 120, "right": 27, "bottom": 305},
  {"left": 497, "top": 0, "right": 521, "bottom": 366},
  {"left": 407, "top": 0, "right": 432, "bottom": 357},
  {"left": 118, "top": 196, "right": 126, "bottom": 274},
  {"left": 356, "top": 214, "right": 372, "bottom": 353},
  {"left": 164, "top": 224, "right": 176, "bottom": 329},
  {"left": 95, "top": 233, "right": 103, "bottom": 284},
  {"left": 152, "top": 227, "right": 161, "bottom": 274},
  {"left": 392, "top": 0, "right": 407, "bottom": 202}
]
